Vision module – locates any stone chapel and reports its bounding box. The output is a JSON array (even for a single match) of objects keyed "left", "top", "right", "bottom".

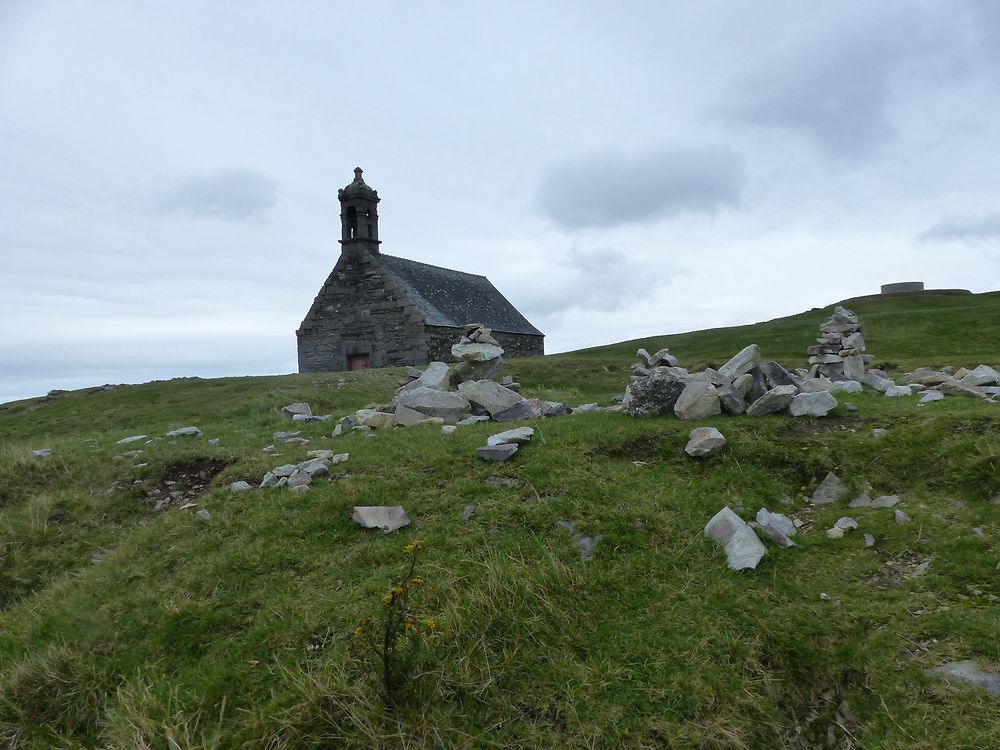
[{"left": 297, "top": 168, "right": 544, "bottom": 372}]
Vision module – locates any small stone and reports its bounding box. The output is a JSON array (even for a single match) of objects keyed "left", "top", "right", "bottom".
[
  {"left": 674, "top": 381, "right": 722, "bottom": 420},
  {"left": 31, "top": 448, "right": 53, "bottom": 458},
  {"left": 456, "top": 415, "right": 491, "bottom": 426},
  {"left": 746, "top": 385, "right": 798, "bottom": 417},
  {"left": 273, "top": 431, "right": 302, "bottom": 442},
  {"left": 116, "top": 435, "right": 147, "bottom": 444},
  {"left": 208, "top": 438, "right": 220, "bottom": 446},
  {"left": 811, "top": 473, "right": 848, "bottom": 505},
  {"left": 925, "top": 660, "right": 1000, "bottom": 695},
  {"left": 973, "top": 526, "right": 986, "bottom": 540},
  {"left": 789, "top": 391, "right": 838, "bottom": 417},
  {"left": 884, "top": 385, "right": 912, "bottom": 398},
  {"left": 718, "top": 344, "right": 761, "bottom": 381},
  {"left": 756, "top": 508, "right": 797, "bottom": 547},
  {"left": 463, "top": 504, "right": 475, "bottom": 521},
  {"left": 289, "top": 484, "right": 309, "bottom": 496},
  {"left": 230, "top": 481, "right": 254, "bottom": 493},
  {"left": 895, "top": 509, "right": 911, "bottom": 524},
  {"left": 281, "top": 402, "right": 312, "bottom": 420},
  {"left": 477, "top": 443, "right": 519, "bottom": 461},
  {"left": 872, "top": 428, "right": 888, "bottom": 439},
  {"left": 864, "top": 533, "right": 875, "bottom": 547},
  {"left": 166, "top": 426, "right": 202, "bottom": 437},
  {"left": 826, "top": 527, "right": 845, "bottom": 539},
  {"left": 912, "top": 560, "right": 931, "bottom": 577},
  {"left": 195, "top": 509, "right": 211, "bottom": 522},
  {"left": 352, "top": 505, "right": 410, "bottom": 533},
  {"left": 919, "top": 390, "right": 944, "bottom": 403},
  {"left": 684, "top": 426, "right": 726, "bottom": 458},
  {"left": 441, "top": 425, "right": 457, "bottom": 435},
  {"left": 487, "top": 426, "right": 535, "bottom": 446},
  {"left": 844, "top": 403, "right": 859, "bottom": 412},
  {"left": 834, "top": 516, "right": 858, "bottom": 531},
  {"left": 704, "top": 506, "right": 767, "bottom": 571},
  {"left": 819, "top": 592, "right": 831, "bottom": 601},
  {"left": 492, "top": 400, "right": 536, "bottom": 421}
]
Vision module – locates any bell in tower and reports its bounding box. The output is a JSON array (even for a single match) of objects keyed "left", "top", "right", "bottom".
[{"left": 338, "top": 167, "right": 381, "bottom": 252}]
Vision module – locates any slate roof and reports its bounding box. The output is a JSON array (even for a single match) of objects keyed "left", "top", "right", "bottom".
[{"left": 379, "top": 254, "right": 543, "bottom": 336}]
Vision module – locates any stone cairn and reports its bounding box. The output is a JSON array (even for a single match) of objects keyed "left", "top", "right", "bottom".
[
  {"left": 806, "top": 306, "right": 869, "bottom": 382},
  {"left": 329, "top": 323, "right": 570, "bottom": 437}
]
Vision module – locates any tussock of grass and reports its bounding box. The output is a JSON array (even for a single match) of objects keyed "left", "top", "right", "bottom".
[{"left": 1, "top": 292, "right": 999, "bottom": 747}]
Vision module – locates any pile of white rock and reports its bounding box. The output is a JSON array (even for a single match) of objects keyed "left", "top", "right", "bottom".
[
  {"left": 331, "top": 325, "right": 571, "bottom": 437},
  {"left": 805, "top": 306, "right": 869, "bottom": 382},
  {"left": 623, "top": 343, "right": 844, "bottom": 420}
]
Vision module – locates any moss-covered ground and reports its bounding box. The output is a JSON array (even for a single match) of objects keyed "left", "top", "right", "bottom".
[{"left": 1, "top": 293, "right": 998, "bottom": 748}]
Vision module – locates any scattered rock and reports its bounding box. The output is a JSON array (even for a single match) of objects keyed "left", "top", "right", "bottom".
[
  {"left": 864, "top": 533, "right": 875, "bottom": 547},
  {"left": 718, "top": 344, "right": 761, "bottom": 381},
  {"left": 353, "top": 506, "right": 410, "bottom": 532},
  {"left": 961, "top": 364, "right": 1000, "bottom": 387},
  {"left": 451, "top": 342, "right": 504, "bottom": 362},
  {"left": 195, "top": 509, "right": 211, "bottom": 522},
  {"left": 704, "top": 506, "right": 767, "bottom": 571},
  {"left": 230, "top": 481, "right": 254, "bottom": 493},
  {"left": 674, "top": 381, "right": 722, "bottom": 420},
  {"left": 622, "top": 367, "right": 689, "bottom": 417},
  {"left": 925, "top": 660, "right": 1000, "bottom": 695},
  {"left": 895, "top": 510, "right": 911, "bottom": 524},
  {"left": 827, "top": 517, "right": 858, "bottom": 538},
  {"left": 456, "top": 415, "right": 491, "bottom": 426},
  {"left": 684, "top": 426, "right": 727, "bottom": 458},
  {"left": 811, "top": 473, "right": 848, "bottom": 505},
  {"left": 273, "top": 431, "right": 302, "bottom": 442},
  {"left": 456, "top": 380, "right": 523, "bottom": 416},
  {"left": 166, "top": 427, "right": 202, "bottom": 438},
  {"left": 938, "top": 378, "right": 988, "bottom": 398},
  {"left": 558, "top": 520, "right": 601, "bottom": 562},
  {"left": 850, "top": 494, "right": 900, "bottom": 508},
  {"left": 476, "top": 443, "right": 518, "bottom": 461},
  {"left": 884, "top": 385, "right": 913, "bottom": 397},
  {"left": 487, "top": 426, "right": 534, "bottom": 446},
  {"left": 746, "top": 385, "right": 798, "bottom": 417},
  {"left": 462, "top": 504, "right": 475, "bottom": 521},
  {"left": 400, "top": 361, "right": 451, "bottom": 392},
  {"left": 396, "top": 387, "right": 472, "bottom": 423},
  {"left": 281, "top": 403, "right": 312, "bottom": 420},
  {"left": 919, "top": 390, "right": 944, "bottom": 403},
  {"left": 31, "top": 448, "right": 53, "bottom": 458},
  {"left": 789, "top": 391, "right": 838, "bottom": 417},
  {"left": 441, "top": 425, "right": 457, "bottom": 435},
  {"left": 492, "top": 400, "right": 536, "bottom": 421},
  {"left": 755, "top": 508, "right": 797, "bottom": 548},
  {"left": 116, "top": 435, "right": 147, "bottom": 444},
  {"left": 872, "top": 428, "right": 888, "bottom": 439},
  {"left": 208, "top": 438, "right": 220, "bottom": 446}
]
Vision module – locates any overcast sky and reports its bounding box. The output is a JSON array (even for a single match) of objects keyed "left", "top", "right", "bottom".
[{"left": 2, "top": 1, "right": 999, "bottom": 403}]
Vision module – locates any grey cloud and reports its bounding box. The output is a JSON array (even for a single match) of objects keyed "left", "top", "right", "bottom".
[
  {"left": 716, "top": 8, "right": 978, "bottom": 159},
  {"left": 918, "top": 212, "right": 1000, "bottom": 244},
  {"left": 538, "top": 147, "right": 744, "bottom": 230},
  {"left": 517, "top": 246, "right": 685, "bottom": 317},
  {"left": 154, "top": 168, "right": 278, "bottom": 222}
]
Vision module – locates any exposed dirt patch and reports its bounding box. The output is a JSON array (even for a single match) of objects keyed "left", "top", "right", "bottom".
[
  {"left": 588, "top": 434, "right": 666, "bottom": 461},
  {"left": 136, "top": 456, "right": 234, "bottom": 510},
  {"left": 780, "top": 416, "right": 858, "bottom": 438}
]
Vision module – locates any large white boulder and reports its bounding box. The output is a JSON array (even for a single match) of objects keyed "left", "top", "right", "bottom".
[
  {"left": 458, "top": 379, "right": 525, "bottom": 416},
  {"left": 396, "top": 387, "right": 472, "bottom": 423},
  {"left": 704, "top": 507, "right": 767, "bottom": 571},
  {"left": 674, "top": 381, "right": 722, "bottom": 420},
  {"left": 789, "top": 391, "right": 837, "bottom": 417},
  {"left": 718, "top": 344, "right": 761, "bottom": 381}
]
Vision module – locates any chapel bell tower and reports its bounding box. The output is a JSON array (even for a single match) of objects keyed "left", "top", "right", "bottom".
[{"left": 338, "top": 167, "right": 380, "bottom": 253}]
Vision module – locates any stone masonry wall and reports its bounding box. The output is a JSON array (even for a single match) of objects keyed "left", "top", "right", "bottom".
[
  {"left": 297, "top": 247, "right": 429, "bottom": 372},
  {"left": 425, "top": 325, "right": 544, "bottom": 362}
]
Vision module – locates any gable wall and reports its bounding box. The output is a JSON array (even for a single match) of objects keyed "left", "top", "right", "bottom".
[{"left": 297, "top": 247, "right": 429, "bottom": 372}]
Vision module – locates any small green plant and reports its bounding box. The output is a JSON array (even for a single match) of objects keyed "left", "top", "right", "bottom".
[{"left": 350, "top": 541, "right": 438, "bottom": 704}]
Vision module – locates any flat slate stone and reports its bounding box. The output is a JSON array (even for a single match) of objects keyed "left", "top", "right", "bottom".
[
  {"left": 755, "top": 507, "right": 796, "bottom": 548},
  {"left": 166, "top": 426, "right": 202, "bottom": 437},
  {"left": 352, "top": 505, "right": 411, "bottom": 533},
  {"left": 116, "top": 435, "right": 147, "bottom": 444},
  {"left": 487, "top": 427, "right": 535, "bottom": 446},
  {"left": 457, "top": 379, "right": 524, "bottom": 416},
  {"left": 811, "top": 472, "right": 848, "bottom": 505},
  {"left": 746, "top": 385, "right": 798, "bottom": 416},
  {"left": 476, "top": 443, "right": 518, "bottom": 461},
  {"left": 492, "top": 400, "right": 536, "bottom": 422}
]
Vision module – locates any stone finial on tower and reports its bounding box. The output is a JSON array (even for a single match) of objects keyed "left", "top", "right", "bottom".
[{"left": 338, "top": 167, "right": 381, "bottom": 252}]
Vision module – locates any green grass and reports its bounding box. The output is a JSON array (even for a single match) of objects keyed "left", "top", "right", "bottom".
[{"left": 1, "top": 292, "right": 998, "bottom": 748}]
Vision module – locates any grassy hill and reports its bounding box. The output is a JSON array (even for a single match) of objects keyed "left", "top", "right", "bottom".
[{"left": 1, "top": 293, "right": 998, "bottom": 748}]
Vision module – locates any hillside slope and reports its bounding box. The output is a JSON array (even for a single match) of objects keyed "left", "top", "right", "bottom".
[{"left": 0, "top": 293, "right": 998, "bottom": 748}]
